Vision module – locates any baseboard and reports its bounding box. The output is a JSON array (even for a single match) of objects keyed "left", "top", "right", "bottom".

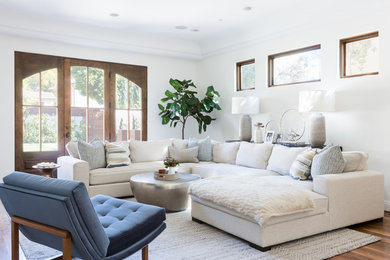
[{"left": 384, "top": 201, "right": 390, "bottom": 212}]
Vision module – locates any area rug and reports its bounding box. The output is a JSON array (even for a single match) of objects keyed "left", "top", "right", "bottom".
[{"left": 20, "top": 210, "right": 380, "bottom": 260}]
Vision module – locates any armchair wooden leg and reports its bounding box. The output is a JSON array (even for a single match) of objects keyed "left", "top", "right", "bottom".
[
  {"left": 11, "top": 220, "right": 19, "bottom": 260},
  {"left": 142, "top": 245, "right": 148, "bottom": 260},
  {"left": 62, "top": 236, "right": 72, "bottom": 260}
]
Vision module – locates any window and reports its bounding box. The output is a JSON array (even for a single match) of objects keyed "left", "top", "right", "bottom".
[
  {"left": 340, "top": 31, "right": 379, "bottom": 78},
  {"left": 236, "top": 59, "right": 255, "bottom": 91},
  {"left": 15, "top": 52, "right": 147, "bottom": 173},
  {"left": 268, "top": 45, "right": 321, "bottom": 87}
]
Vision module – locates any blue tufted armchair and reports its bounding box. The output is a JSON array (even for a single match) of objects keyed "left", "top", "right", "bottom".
[{"left": 0, "top": 172, "right": 166, "bottom": 260}]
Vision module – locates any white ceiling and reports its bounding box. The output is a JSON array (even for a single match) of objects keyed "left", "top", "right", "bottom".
[{"left": 0, "top": 0, "right": 388, "bottom": 59}]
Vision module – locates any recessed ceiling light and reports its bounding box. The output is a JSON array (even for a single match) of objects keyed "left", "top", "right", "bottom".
[
  {"left": 243, "top": 6, "right": 254, "bottom": 11},
  {"left": 110, "top": 13, "right": 119, "bottom": 17},
  {"left": 218, "top": 18, "right": 224, "bottom": 22},
  {"left": 191, "top": 29, "right": 199, "bottom": 32},
  {"left": 175, "top": 25, "right": 187, "bottom": 30}
]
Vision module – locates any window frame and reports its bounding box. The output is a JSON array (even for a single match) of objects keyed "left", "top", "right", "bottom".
[
  {"left": 339, "top": 31, "right": 379, "bottom": 78},
  {"left": 268, "top": 44, "right": 321, "bottom": 87},
  {"left": 236, "top": 59, "right": 255, "bottom": 91}
]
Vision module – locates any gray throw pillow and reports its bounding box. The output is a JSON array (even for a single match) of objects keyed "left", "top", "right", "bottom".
[
  {"left": 188, "top": 137, "right": 212, "bottom": 161},
  {"left": 77, "top": 138, "right": 106, "bottom": 170},
  {"left": 311, "top": 146, "right": 346, "bottom": 178}
]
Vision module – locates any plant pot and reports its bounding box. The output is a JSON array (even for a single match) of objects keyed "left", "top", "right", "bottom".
[
  {"left": 167, "top": 166, "right": 178, "bottom": 174},
  {"left": 254, "top": 127, "right": 264, "bottom": 143}
]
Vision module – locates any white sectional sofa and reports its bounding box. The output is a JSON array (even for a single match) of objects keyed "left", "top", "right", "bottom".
[{"left": 57, "top": 138, "right": 384, "bottom": 250}]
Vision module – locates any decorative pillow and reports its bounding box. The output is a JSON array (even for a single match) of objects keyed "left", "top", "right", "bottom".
[
  {"left": 266, "top": 145, "right": 307, "bottom": 175},
  {"left": 290, "top": 150, "right": 316, "bottom": 180},
  {"left": 188, "top": 137, "right": 213, "bottom": 161},
  {"left": 311, "top": 146, "right": 346, "bottom": 177},
  {"left": 129, "top": 140, "right": 171, "bottom": 162},
  {"left": 342, "top": 151, "right": 368, "bottom": 172},
  {"left": 77, "top": 138, "right": 106, "bottom": 170},
  {"left": 236, "top": 142, "right": 273, "bottom": 169},
  {"left": 105, "top": 141, "right": 130, "bottom": 168},
  {"left": 212, "top": 142, "right": 240, "bottom": 164},
  {"left": 168, "top": 146, "right": 199, "bottom": 163},
  {"left": 65, "top": 141, "right": 79, "bottom": 159},
  {"left": 171, "top": 138, "right": 189, "bottom": 150}
]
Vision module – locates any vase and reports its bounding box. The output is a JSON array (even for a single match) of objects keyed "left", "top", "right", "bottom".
[
  {"left": 167, "top": 166, "right": 178, "bottom": 174},
  {"left": 254, "top": 127, "right": 263, "bottom": 143}
]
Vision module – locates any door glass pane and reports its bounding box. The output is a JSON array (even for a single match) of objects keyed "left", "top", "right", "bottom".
[
  {"left": 41, "top": 69, "right": 57, "bottom": 106},
  {"left": 71, "top": 66, "right": 87, "bottom": 107},
  {"left": 23, "top": 107, "right": 40, "bottom": 152},
  {"left": 41, "top": 107, "right": 58, "bottom": 151},
  {"left": 23, "top": 73, "right": 40, "bottom": 106},
  {"left": 88, "top": 108, "right": 104, "bottom": 141},
  {"left": 116, "top": 74, "right": 128, "bottom": 109},
  {"left": 71, "top": 108, "right": 87, "bottom": 142},
  {"left": 130, "top": 110, "right": 142, "bottom": 140},
  {"left": 130, "top": 82, "right": 141, "bottom": 109},
  {"left": 89, "top": 68, "right": 104, "bottom": 108},
  {"left": 116, "top": 110, "right": 128, "bottom": 141}
]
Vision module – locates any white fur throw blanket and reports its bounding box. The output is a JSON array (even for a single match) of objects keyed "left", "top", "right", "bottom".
[{"left": 188, "top": 174, "right": 315, "bottom": 226}]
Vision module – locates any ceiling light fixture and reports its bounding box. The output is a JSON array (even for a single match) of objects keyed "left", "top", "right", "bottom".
[
  {"left": 191, "top": 29, "right": 199, "bottom": 32},
  {"left": 218, "top": 18, "right": 224, "bottom": 22},
  {"left": 175, "top": 25, "right": 188, "bottom": 30},
  {"left": 110, "top": 13, "right": 119, "bottom": 17},
  {"left": 243, "top": 6, "right": 254, "bottom": 11}
]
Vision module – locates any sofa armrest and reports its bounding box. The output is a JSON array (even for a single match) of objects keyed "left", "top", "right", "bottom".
[
  {"left": 57, "top": 156, "right": 89, "bottom": 187},
  {"left": 313, "top": 170, "right": 384, "bottom": 228}
]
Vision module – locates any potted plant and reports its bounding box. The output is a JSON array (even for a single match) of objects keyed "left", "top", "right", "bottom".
[
  {"left": 158, "top": 78, "right": 221, "bottom": 139},
  {"left": 164, "top": 157, "right": 180, "bottom": 174}
]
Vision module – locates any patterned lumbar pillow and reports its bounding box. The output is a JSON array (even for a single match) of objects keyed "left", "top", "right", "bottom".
[
  {"left": 290, "top": 150, "right": 316, "bottom": 180},
  {"left": 105, "top": 141, "right": 130, "bottom": 168},
  {"left": 188, "top": 136, "right": 212, "bottom": 161},
  {"left": 168, "top": 146, "right": 199, "bottom": 163},
  {"left": 311, "top": 145, "right": 346, "bottom": 178},
  {"left": 77, "top": 138, "right": 106, "bottom": 170}
]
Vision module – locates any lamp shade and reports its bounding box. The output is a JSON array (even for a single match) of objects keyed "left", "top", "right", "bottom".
[
  {"left": 231, "top": 97, "right": 260, "bottom": 115},
  {"left": 299, "top": 90, "right": 335, "bottom": 113}
]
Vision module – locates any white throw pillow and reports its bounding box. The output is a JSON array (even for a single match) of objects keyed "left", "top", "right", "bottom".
[
  {"left": 168, "top": 146, "right": 199, "bottom": 163},
  {"left": 236, "top": 142, "right": 273, "bottom": 169},
  {"left": 213, "top": 142, "right": 240, "bottom": 164},
  {"left": 65, "top": 141, "right": 79, "bottom": 159},
  {"left": 342, "top": 151, "right": 368, "bottom": 172},
  {"left": 129, "top": 140, "right": 171, "bottom": 162},
  {"left": 105, "top": 141, "right": 131, "bottom": 168},
  {"left": 171, "top": 138, "right": 188, "bottom": 149},
  {"left": 267, "top": 145, "right": 307, "bottom": 175}
]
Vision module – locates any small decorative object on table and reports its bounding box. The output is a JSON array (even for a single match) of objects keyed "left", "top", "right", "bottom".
[
  {"left": 32, "top": 162, "right": 60, "bottom": 178},
  {"left": 264, "top": 131, "right": 275, "bottom": 144},
  {"left": 163, "top": 157, "right": 180, "bottom": 174},
  {"left": 253, "top": 122, "right": 264, "bottom": 143}
]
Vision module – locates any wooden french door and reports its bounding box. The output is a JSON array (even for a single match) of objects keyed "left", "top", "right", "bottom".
[{"left": 15, "top": 52, "right": 147, "bottom": 174}]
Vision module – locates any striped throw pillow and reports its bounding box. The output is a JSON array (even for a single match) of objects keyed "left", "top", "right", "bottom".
[
  {"left": 105, "top": 141, "right": 130, "bottom": 168},
  {"left": 290, "top": 150, "right": 316, "bottom": 180}
]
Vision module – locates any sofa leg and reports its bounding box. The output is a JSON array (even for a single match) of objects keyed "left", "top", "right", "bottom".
[
  {"left": 192, "top": 217, "right": 203, "bottom": 224},
  {"left": 142, "top": 245, "right": 148, "bottom": 260},
  {"left": 249, "top": 242, "right": 271, "bottom": 252},
  {"left": 11, "top": 219, "right": 19, "bottom": 260}
]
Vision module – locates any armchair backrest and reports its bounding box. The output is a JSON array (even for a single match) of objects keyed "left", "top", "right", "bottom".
[{"left": 0, "top": 172, "right": 109, "bottom": 259}]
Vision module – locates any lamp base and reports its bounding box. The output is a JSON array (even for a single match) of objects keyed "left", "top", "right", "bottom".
[
  {"left": 239, "top": 115, "right": 252, "bottom": 141},
  {"left": 310, "top": 113, "right": 326, "bottom": 148}
]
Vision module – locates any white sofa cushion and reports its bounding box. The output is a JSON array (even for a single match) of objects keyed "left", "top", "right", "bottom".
[
  {"left": 129, "top": 140, "right": 171, "bottom": 162},
  {"left": 171, "top": 138, "right": 188, "bottom": 149},
  {"left": 236, "top": 142, "right": 273, "bottom": 169},
  {"left": 168, "top": 146, "right": 199, "bottom": 163},
  {"left": 192, "top": 163, "right": 279, "bottom": 179},
  {"left": 342, "top": 151, "right": 368, "bottom": 172},
  {"left": 267, "top": 145, "right": 307, "bottom": 175},
  {"left": 213, "top": 142, "right": 240, "bottom": 164}
]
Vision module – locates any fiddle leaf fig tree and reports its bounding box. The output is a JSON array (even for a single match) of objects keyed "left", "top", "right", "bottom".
[{"left": 158, "top": 78, "right": 221, "bottom": 139}]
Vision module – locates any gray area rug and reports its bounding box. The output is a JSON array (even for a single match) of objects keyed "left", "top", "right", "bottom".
[{"left": 20, "top": 210, "right": 380, "bottom": 260}]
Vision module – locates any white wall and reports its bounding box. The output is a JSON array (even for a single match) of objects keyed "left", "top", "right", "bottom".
[
  {"left": 0, "top": 34, "right": 201, "bottom": 180},
  {"left": 199, "top": 10, "right": 390, "bottom": 206}
]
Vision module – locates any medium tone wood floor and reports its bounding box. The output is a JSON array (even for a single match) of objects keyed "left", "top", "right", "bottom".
[{"left": 0, "top": 201, "right": 389, "bottom": 259}]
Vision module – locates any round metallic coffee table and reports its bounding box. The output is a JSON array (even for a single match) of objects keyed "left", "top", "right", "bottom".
[{"left": 130, "top": 172, "right": 201, "bottom": 212}]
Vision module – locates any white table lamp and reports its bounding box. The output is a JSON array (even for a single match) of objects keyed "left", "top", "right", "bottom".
[
  {"left": 299, "top": 90, "right": 335, "bottom": 148},
  {"left": 232, "top": 97, "right": 260, "bottom": 141}
]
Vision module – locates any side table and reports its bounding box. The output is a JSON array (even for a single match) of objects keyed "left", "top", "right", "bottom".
[{"left": 32, "top": 163, "right": 60, "bottom": 178}]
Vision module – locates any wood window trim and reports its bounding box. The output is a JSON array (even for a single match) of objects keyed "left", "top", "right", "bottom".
[
  {"left": 340, "top": 31, "right": 379, "bottom": 78},
  {"left": 268, "top": 44, "right": 321, "bottom": 87},
  {"left": 236, "top": 59, "right": 255, "bottom": 91},
  {"left": 15, "top": 52, "right": 148, "bottom": 173}
]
